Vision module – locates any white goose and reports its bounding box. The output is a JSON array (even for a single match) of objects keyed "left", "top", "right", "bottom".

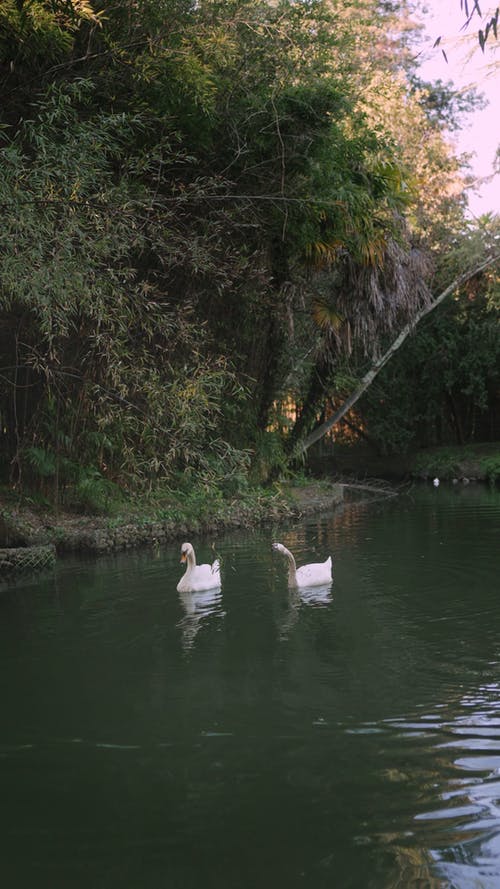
[
  {"left": 272, "top": 542, "right": 332, "bottom": 588},
  {"left": 176, "top": 542, "right": 221, "bottom": 593}
]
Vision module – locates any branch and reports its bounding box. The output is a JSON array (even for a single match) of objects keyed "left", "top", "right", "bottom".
[{"left": 298, "top": 253, "right": 500, "bottom": 455}]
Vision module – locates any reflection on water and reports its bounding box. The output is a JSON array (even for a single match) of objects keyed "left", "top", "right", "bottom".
[
  {"left": 396, "top": 682, "right": 500, "bottom": 889},
  {"left": 278, "top": 584, "right": 333, "bottom": 640},
  {"left": 177, "top": 588, "right": 225, "bottom": 652},
  {"left": 298, "top": 583, "right": 333, "bottom": 607},
  {"left": 0, "top": 483, "right": 499, "bottom": 889}
]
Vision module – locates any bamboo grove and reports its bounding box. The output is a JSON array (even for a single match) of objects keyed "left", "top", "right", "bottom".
[{"left": 0, "top": 0, "right": 499, "bottom": 508}]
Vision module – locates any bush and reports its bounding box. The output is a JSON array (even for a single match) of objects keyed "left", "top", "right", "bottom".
[{"left": 481, "top": 456, "right": 500, "bottom": 487}]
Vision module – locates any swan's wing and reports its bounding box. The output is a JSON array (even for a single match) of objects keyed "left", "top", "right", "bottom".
[
  {"left": 178, "top": 561, "right": 221, "bottom": 592},
  {"left": 296, "top": 558, "right": 332, "bottom": 586},
  {"left": 194, "top": 562, "right": 221, "bottom": 590},
  {"left": 297, "top": 560, "right": 325, "bottom": 575}
]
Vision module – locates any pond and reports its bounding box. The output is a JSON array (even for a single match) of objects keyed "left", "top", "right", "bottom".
[{"left": 1, "top": 483, "right": 500, "bottom": 889}]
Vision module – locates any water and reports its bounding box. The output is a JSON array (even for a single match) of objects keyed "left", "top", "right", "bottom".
[{"left": 1, "top": 483, "right": 499, "bottom": 888}]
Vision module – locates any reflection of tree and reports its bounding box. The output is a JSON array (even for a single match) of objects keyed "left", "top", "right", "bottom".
[{"left": 177, "top": 589, "right": 225, "bottom": 654}]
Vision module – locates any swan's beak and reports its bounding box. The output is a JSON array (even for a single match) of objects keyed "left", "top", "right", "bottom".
[{"left": 180, "top": 553, "right": 186, "bottom": 563}]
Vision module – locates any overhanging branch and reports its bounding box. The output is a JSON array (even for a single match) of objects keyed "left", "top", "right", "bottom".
[{"left": 298, "top": 253, "right": 500, "bottom": 455}]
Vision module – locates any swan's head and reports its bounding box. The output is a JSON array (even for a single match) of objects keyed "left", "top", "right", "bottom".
[
  {"left": 272, "top": 542, "right": 287, "bottom": 555},
  {"left": 180, "top": 542, "right": 194, "bottom": 563}
]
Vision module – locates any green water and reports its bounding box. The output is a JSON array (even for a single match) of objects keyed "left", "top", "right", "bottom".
[{"left": 1, "top": 484, "right": 500, "bottom": 889}]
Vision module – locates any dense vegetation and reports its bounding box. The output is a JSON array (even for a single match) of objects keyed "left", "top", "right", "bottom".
[{"left": 0, "top": 0, "right": 498, "bottom": 511}]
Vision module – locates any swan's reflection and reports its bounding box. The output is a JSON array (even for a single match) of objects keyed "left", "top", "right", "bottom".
[
  {"left": 279, "top": 583, "right": 333, "bottom": 640},
  {"left": 177, "top": 588, "right": 225, "bottom": 652},
  {"left": 298, "top": 583, "right": 333, "bottom": 607}
]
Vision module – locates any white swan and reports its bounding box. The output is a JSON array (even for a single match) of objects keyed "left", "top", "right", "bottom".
[
  {"left": 272, "top": 542, "right": 332, "bottom": 588},
  {"left": 176, "top": 542, "right": 221, "bottom": 593}
]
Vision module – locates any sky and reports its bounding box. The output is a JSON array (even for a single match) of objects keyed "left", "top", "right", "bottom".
[{"left": 415, "top": 1, "right": 499, "bottom": 218}]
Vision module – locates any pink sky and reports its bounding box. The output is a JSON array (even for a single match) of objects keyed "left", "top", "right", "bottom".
[{"left": 416, "top": 1, "right": 499, "bottom": 218}]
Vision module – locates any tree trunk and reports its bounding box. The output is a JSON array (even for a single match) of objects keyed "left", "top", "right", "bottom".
[
  {"left": 288, "top": 345, "right": 331, "bottom": 447},
  {"left": 297, "top": 254, "right": 500, "bottom": 455}
]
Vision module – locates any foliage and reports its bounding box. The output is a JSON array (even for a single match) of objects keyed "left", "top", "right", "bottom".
[
  {"left": 411, "top": 77, "right": 487, "bottom": 131},
  {"left": 0, "top": 0, "right": 497, "bottom": 502},
  {"left": 353, "top": 238, "right": 500, "bottom": 454},
  {"left": 412, "top": 447, "right": 465, "bottom": 478},
  {"left": 410, "top": 445, "right": 500, "bottom": 486},
  {"left": 0, "top": 72, "right": 254, "bottom": 496},
  {"left": 481, "top": 455, "right": 500, "bottom": 486}
]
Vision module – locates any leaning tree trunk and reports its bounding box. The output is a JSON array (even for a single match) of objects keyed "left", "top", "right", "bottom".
[
  {"left": 296, "top": 254, "right": 500, "bottom": 455},
  {"left": 288, "top": 342, "right": 332, "bottom": 448}
]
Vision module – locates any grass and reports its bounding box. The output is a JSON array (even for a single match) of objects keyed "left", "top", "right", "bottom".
[{"left": 0, "top": 478, "right": 297, "bottom": 549}]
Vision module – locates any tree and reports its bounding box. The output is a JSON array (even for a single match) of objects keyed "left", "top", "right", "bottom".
[
  {"left": 279, "top": 0, "right": 476, "bottom": 451},
  {"left": 1, "top": 0, "right": 493, "bottom": 500},
  {"left": 297, "top": 251, "right": 500, "bottom": 455},
  {"left": 458, "top": 1, "right": 499, "bottom": 51}
]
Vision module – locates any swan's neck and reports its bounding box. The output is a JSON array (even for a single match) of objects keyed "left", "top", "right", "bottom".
[
  {"left": 282, "top": 547, "right": 297, "bottom": 586},
  {"left": 184, "top": 550, "right": 196, "bottom": 573}
]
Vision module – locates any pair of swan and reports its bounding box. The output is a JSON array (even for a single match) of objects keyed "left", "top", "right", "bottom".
[{"left": 176, "top": 541, "right": 332, "bottom": 592}]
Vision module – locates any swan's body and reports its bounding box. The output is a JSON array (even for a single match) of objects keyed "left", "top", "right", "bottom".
[
  {"left": 272, "top": 542, "right": 332, "bottom": 588},
  {"left": 176, "top": 542, "right": 221, "bottom": 593}
]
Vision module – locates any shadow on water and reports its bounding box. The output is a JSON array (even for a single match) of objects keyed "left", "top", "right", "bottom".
[{"left": 0, "top": 483, "right": 499, "bottom": 888}]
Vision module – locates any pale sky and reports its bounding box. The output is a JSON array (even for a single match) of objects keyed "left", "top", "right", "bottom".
[{"left": 416, "top": 1, "right": 499, "bottom": 218}]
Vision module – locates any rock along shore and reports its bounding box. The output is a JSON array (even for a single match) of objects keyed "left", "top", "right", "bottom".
[{"left": 0, "top": 483, "right": 344, "bottom": 559}]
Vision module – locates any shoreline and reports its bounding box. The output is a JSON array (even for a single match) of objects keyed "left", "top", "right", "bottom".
[
  {"left": 0, "top": 482, "right": 345, "bottom": 558},
  {"left": 2, "top": 436, "right": 498, "bottom": 566}
]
